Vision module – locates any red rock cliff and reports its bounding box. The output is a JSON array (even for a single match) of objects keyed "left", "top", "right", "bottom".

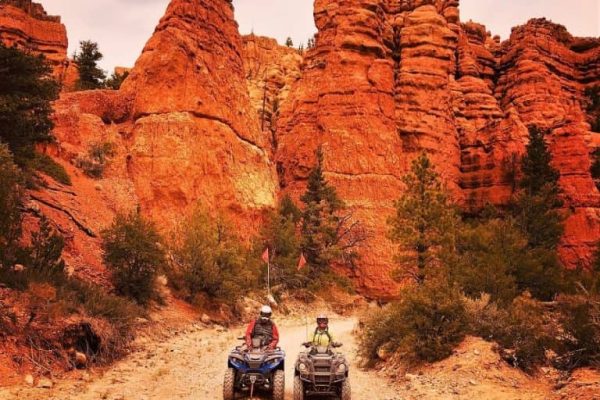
[
  {"left": 52, "top": 0, "right": 278, "bottom": 242},
  {"left": 0, "top": 0, "right": 70, "bottom": 81},
  {"left": 9, "top": 0, "right": 599, "bottom": 298},
  {"left": 242, "top": 34, "right": 303, "bottom": 147},
  {"left": 275, "top": 0, "right": 600, "bottom": 297}
]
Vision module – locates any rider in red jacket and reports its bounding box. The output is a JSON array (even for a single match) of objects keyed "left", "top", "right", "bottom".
[{"left": 245, "top": 305, "right": 279, "bottom": 350}]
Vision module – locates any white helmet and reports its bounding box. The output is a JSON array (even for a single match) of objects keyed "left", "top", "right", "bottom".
[{"left": 259, "top": 305, "right": 272, "bottom": 322}]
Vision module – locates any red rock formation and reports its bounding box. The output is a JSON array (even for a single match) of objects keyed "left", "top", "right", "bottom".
[
  {"left": 119, "top": 0, "right": 277, "bottom": 232},
  {"left": 51, "top": 0, "right": 278, "bottom": 242},
  {"left": 494, "top": 19, "right": 600, "bottom": 268},
  {"left": 242, "top": 34, "right": 303, "bottom": 146},
  {"left": 276, "top": 1, "right": 600, "bottom": 297},
  {"left": 0, "top": 0, "right": 69, "bottom": 81},
  {"left": 10, "top": 0, "right": 599, "bottom": 298}
]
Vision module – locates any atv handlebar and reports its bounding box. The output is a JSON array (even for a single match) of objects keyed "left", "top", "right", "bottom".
[{"left": 302, "top": 342, "right": 343, "bottom": 348}]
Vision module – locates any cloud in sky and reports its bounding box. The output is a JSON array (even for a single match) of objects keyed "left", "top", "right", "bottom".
[{"left": 38, "top": 0, "right": 599, "bottom": 73}]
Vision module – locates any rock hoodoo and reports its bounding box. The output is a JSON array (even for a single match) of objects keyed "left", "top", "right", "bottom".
[{"left": 275, "top": 0, "right": 600, "bottom": 297}]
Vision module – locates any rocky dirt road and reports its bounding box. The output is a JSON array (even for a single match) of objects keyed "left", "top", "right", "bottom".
[
  {"left": 0, "top": 317, "right": 402, "bottom": 400},
  {"left": 1, "top": 314, "right": 583, "bottom": 400}
]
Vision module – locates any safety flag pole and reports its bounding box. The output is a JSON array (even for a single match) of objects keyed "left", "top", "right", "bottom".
[{"left": 262, "top": 248, "right": 270, "bottom": 296}]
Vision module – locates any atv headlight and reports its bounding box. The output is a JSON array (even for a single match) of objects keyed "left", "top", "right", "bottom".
[
  {"left": 298, "top": 363, "right": 307, "bottom": 372},
  {"left": 337, "top": 363, "right": 346, "bottom": 373}
]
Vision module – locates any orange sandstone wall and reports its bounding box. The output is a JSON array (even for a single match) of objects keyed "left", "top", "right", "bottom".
[
  {"left": 0, "top": 0, "right": 70, "bottom": 82},
  {"left": 275, "top": 0, "right": 600, "bottom": 297}
]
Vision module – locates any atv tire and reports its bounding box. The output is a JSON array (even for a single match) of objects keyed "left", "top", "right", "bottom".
[
  {"left": 340, "top": 378, "right": 351, "bottom": 400},
  {"left": 272, "top": 370, "right": 285, "bottom": 400},
  {"left": 223, "top": 368, "right": 236, "bottom": 400},
  {"left": 293, "top": 375, "right": 305, "bottom": 400}
]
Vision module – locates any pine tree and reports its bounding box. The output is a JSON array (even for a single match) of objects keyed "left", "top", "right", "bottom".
[
  {"left": 388, "top": 153, "right": 459, "bottom": 284},
  {"left": 285, "top": 37, "right": 294, "bottom": 47},
  {"left": 105, "top": 70, "right": 129, "bottom": 90},
  {"left": 259, "top": 195, "right": 305, "bottom": 289},
  {"left": 300, "top": 148, "right": 363, "bottom": 278},
  {"left": 520, "top": 126, "right": 561, "bottom": 196},
  {"left": 508, "top": 126, "right": 566, "bottom": 300},
  {"left": 0, "top": 144, "right": 23, "bottom": 267},
  {"left": 0, "top": 44, "right": 59, "bottom": 163},
  {"left": 512, "top": 126, "right": 564, "bottom": 250},
  {"left": 74, "top": 40, "right": 106, "bottom": 90}
]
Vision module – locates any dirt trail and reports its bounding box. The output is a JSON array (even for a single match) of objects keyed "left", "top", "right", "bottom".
[
  {"left": 0, "top": 317, "right": 402, "bottom": 400},
  {"left": 0, "top": 314, "right": 577, "bottom": 400}
]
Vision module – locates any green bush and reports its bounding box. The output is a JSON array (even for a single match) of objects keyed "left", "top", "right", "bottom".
[
  {"left": 0, "top": 215, "right": 66, "bottom": 290},
  {"left": 170, "top": 208, "right": 258, "bottom": 306},
  {"left": 450, "top": 219, "right": 521, "bottom": 305},
  {"left": 59, "top": 278, "right": 142, "bottom": 324},
  {"left": 480, "top": 294, "right": 554, "bottom": 372},
  {"left": 74, "top": 142, "right": 115, "bottom": 178},
  {"left": 30, "top": 152, "right": 72, "bottom": 186},
  {"left": 102, "top": 212, "right": 165, "bottom": 306},
  {"left": 557, "top": 293, "right": 600, "bottom": 369},
  {"left": 450, "top": 217, "right": 567, "bottom": 303},
  {"left": 360, "top": 278, "right": 468, "bottom": 365}
]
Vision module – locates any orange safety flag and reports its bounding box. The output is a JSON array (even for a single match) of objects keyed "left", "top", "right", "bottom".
[
  {"left": 297, "top": 253, "right": 307, "bottom": 271},
  {"left": 261, "top": 248, "right": 270, "bottom": 263}
]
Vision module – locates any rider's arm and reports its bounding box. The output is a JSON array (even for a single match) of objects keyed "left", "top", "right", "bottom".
[
  {"left": 269, "top": 323, "right": 280, "bottom": 349},
  {"left": 245, "top": 320, "right": 256, "bottom": 347}
]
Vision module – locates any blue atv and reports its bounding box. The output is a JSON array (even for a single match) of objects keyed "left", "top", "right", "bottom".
[{"left": 223, "top": 336, "right": 285, "bottom": 400}]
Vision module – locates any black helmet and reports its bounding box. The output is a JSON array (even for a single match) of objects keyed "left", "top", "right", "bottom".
[{"left": 316, "top": 314, "right": 328, "bottom": 325}]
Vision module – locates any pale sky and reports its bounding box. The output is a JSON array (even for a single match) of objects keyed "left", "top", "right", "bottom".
[{"left": 38, "top": 0, "right": 599, "bottom": 74}]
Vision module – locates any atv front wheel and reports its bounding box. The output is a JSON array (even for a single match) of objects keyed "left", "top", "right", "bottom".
[
  {"left": 272, "top": 370, "right": 285, "bottom": 400},
  {"left": 293, "top": 375, "right": 305, "bottom": 400},
  {"left": 223, "top": 368, "right": 236, "bottom": 400},
  {"left": 340, "top": 378, "right": 351, "bottom": 400}
]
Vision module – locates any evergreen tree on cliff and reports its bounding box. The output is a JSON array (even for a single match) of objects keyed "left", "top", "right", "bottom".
[
  {"left": 0, "top": 144, "right": 23, "bottom": 267},
  {"left": 300, "top": 148, "right": 364, "bottom": 278},
  {"left": 74, "top": 40, "right": 106, "bottom": 90},
  {"left": 0, "top": 44, "right": 59, "bottom": 164},
  {"left": 388, "top": 153, "right": 459, "bottom": 284},
  {"left": 105, "top": 70, "right": 129, "bottom": 90},
  {"left": 510, "top": 126, "right": 566, "bottom": 299},
  {"left": 513, "top": 126, "right": 564, "bottom": 250}
]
